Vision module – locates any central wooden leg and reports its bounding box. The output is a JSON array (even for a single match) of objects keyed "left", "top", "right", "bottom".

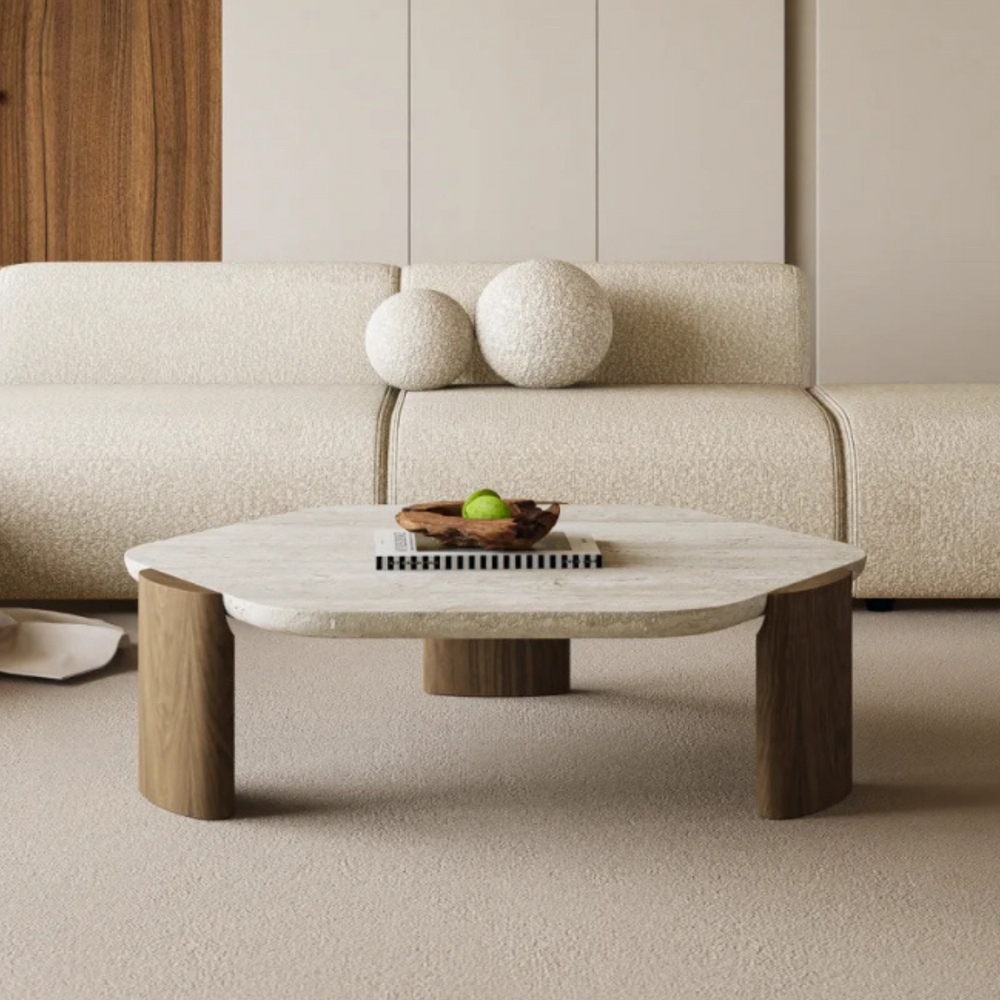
[
  {"left": 423, "top": 639, "right": 570, "bottom": 697},
  {"left": 138, "top": 569, "right": 235, "bottom": 820},
  {"left": 755, "top": 574, "right": 853, "bottom": 819}
]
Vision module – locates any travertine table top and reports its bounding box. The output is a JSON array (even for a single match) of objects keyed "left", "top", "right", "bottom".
[{"left": 124, "top": 505, "right": 866, "bottom": 639}]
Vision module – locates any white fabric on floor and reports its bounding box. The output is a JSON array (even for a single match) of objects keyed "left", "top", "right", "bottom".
[{"left": 0, "top": 608, "right": 128, "bottom": 680}]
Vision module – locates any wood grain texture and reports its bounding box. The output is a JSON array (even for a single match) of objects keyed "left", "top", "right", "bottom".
[
  {"left": 138, "top": 569, "right": 234, "bottom": 820},
  {"left": 0, "top": 0, "right": 43, "bottom": 262},
  {"left": 145, "top": 0, "right": 221, "bottom": 260},
  {"left": 397, "top": 500, "right": 560, "bottom": 551},
  {"left": 756, "top": 574, "right": 852, "bottom": 819},
  {"left": 0, "top": 0, "right": 220, "bottom": 266},
  {"left": 423, "top": 639, "right": 571, "bottom": 697}
]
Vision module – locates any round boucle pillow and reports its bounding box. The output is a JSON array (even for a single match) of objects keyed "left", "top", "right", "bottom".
[
  {"left": 475, "top": 260, "right": 614, "bottom": 388},
  {"left": 365, "top": 289, "right": 473, "bottom": 390}
]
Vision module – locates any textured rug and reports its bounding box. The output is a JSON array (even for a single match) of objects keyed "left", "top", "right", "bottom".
[{"left": 1, "top": 602, "right": 998, "bottom": 999}]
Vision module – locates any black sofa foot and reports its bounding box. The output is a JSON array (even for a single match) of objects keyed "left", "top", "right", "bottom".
[{"left": 866, "top": 599, "right": 896, "bottom": 612}]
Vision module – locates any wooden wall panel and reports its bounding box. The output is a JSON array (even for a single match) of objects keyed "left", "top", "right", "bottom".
[
  {"left": 0, "top": 0, "right": 220, "bottom": 264},
  {"left": 816, "top": 0, "right": 1000, "bottom": 382},
  {"left": 410, "top": 0, "right": 596, "bottom": 263},
  {"left": 222, "top": 0, "right": 408, "bottom": 263},
  {"left": 599, "top": 0, "right": 784, "bottom": 263},
  {"left": 0, "top": 1, "right": 40, "bottom": 263},
  {"left": 146, "top": 0, "right": 221, "bottom": 261}
]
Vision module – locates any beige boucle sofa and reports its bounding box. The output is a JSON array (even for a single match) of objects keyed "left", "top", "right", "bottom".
[{"left": 0, "top": 261, "right": 994, "bottom": 601}]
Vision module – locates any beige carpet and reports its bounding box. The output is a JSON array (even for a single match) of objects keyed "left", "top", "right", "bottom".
[{"left": 1, "top": 603, "right": 999, "bottom": 999}]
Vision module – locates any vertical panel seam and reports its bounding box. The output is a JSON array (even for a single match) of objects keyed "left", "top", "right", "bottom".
[
  {"left": 407, "top": 0, "right": 412, "bottom": 266},
  {"left": 784, "top": 0, "right": 792, "bottom": 266},
  {"left": 595, "top": 0, "right": 599, "bottom": 263},
  {"left": 147, "top": 0, "right": 159, "bottom": 258},
  {"left": 39, "top": 0, "right": 50, "bottom": 259},
  {"left": 786, "top": 0, "right": 818, "bottom": 381}
]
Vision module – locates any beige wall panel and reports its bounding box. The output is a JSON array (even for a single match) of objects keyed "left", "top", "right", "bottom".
[
  {"left": 817, "top": 1, "right": 1000, "bottom": 382},
  {"left": 223, "top": 1, "right": 408, "bottom": 263},
  {"left": 411, "top": 1, "right": 596, "bottom": 263},
  {"left": 599, "top": 0, "right": 784, "bottom": 263}
]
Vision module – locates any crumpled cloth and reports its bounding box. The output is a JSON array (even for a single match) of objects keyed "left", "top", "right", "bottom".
[{"left": 0, "top": 609, "right": 130, "bottom": 680}]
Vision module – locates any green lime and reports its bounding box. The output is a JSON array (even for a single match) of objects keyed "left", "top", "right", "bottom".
[
  {"left": 463, "top": 495, "right": 513, "bottom": 520},
  {"left": 462, "top": 488, "right": 501, "bottom": 517}
]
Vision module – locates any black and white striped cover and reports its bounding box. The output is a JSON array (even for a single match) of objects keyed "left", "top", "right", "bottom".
[{"left": 374, "top": 530, "right": 601, "bottom": 571}]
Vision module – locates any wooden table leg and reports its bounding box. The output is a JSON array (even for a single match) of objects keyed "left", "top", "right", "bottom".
[
  {"left": 138, "top": 569, "right": 235, "bottom": 820},
  {"left": 423, "top": 639, "right": 570, "bottom": 697},
  {"left": 755, "top": 574, "right": 852, "bottom": 819}
]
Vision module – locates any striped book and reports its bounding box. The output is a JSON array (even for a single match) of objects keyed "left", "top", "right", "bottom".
[{"left": 374, "top": 529, "right": 602, "bottom": 571}]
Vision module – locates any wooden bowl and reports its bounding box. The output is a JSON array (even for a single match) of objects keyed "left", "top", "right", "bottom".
[{"left": 396, "top": 499, "right": 561, "bottom": 550}]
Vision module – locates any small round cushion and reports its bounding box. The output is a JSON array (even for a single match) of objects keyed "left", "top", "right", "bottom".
[
  {"left": 365, "top": 289, "right": 473, "bottom": 390},
  {"left": 475, "top": 260, "right": 613, "bottom": 388}
]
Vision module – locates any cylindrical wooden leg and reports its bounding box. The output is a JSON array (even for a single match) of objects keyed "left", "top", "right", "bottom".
[
  {"left": 138, "top": 569, "right": 235, "bottom": 820},
  {"left": 756, "top": 574, "right": 853, "bottom": 819},
  {"left": 423, "top": 639, "right": 570, "bottom": 697}
]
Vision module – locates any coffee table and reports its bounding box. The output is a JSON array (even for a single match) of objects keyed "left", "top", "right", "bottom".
[{"left": 124, "top": 505, "right": 865, "bottom": 823}]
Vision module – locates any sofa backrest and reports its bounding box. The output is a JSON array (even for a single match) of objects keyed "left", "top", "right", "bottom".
[
  {"left": 402, "top": 262, "right": 810, "bottom": 387},
  {"left": 0, "top": 262, "right": 399, "bottom": 385}
]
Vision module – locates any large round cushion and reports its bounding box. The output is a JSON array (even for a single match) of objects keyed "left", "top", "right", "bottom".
[
  {"left": 475, "top": 260, "right": 614, "bottom": 388},
  {"left": 365, "top": 289, "right": 473, "bottom": 390}
]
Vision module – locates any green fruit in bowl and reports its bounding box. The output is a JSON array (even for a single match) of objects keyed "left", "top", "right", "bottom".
[
  {"left": 462, "top": 488, "right": 502, "bottom": 517},
  {"left": 463, "top": 494, "right": 512, "bottom": 520}
]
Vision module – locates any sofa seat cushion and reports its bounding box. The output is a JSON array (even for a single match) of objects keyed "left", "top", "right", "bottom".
[
  {"left": 388, "top": 385, "right": 842, "bottom": 539},
  {"left": 813, "top": 384, "right": 1000, "bottom": 598},
  {"left": 0, "top": 384, "right": 394, "bottom": 599}
]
